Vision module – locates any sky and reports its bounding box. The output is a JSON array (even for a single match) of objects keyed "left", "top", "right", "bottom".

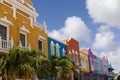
[{"left": 31, "top": 0, "right": 120, "bottom": 73}]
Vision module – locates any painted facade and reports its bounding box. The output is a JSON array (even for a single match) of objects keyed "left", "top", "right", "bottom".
[
  {"left": 96, "top": 57, "right": 103, "bottom": 74},
  {"left": 80, "top": 50, "right": 90, "bottom": 72},
  {"left": 80, "top": 50, "right": 90, "bottom": 80},
  {"left": 0, "top": 0, "right": 48, "bottom": 57},
  {"left": 81, "top": 48, "right": 97, "bottom": 80},
  {"left": 63, "top": 38, "right": 80, "bottom": 64},
  {"left": 63, "top": 38, "right": 80, "bottom": 80},
  {"left": 96, "top": 57, "right": 104, "bottom": 80},
  {"left": 48, "top": 36, "right": 66, "bottom": 59},
  {"left": 100, "top": 56, "right": 109, "bottom": 75}
]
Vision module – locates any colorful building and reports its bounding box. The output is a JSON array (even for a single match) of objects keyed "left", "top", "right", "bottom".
[
  {"left": 81, "top": 48, "right": 98, "bottom": 80},
  {"left": 0, "top": 0, "right": 48, "bottom": 56},
  {"left": 100, "top": 56, "right": 109, "bottom": 75},
  {"left": 80, "top": 50, "right": 90, "bottom": 80},
  {"left": 48, "top": 36, "right": 66, "bottom": 59},
  {"left": 96, "top": 57, "right": 104, "bottom": 80},
  {"left": 63, "top": 38, "right": 80, "bottom": 80}
]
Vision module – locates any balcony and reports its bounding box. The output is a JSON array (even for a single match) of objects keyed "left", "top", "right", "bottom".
[{"left": 0, "top": 37, "right": 13, "bottom": 53}]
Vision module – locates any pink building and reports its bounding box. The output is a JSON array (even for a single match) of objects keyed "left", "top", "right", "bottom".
[{"left": 100, "top": 56, "right": 109, "bottom": 75}]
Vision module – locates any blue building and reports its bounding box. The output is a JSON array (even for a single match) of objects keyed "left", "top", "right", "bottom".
[
  {"left": 96, "top": 57, "right": 104, "bottom": 80},
  {"left": 48, "top": 36, "right": 66, "bottom": 59}
]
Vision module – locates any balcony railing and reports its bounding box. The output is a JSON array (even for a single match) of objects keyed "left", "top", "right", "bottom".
[{"left": 0, "top": 37, "right": 14, "bottom": 52}]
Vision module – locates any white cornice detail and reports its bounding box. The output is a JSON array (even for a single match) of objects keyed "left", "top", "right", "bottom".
[
  {"left": 38, "top": 36, "right": 46, "bottom": 40},
  {"left": 0, "top": 16, "right": 13, "bottom": 27},
  {"left": 3, "top": 0, "right": 38, "bottom": 18},
  {"left": 20, "top": 26, "right": 30, "bottom": 33}
]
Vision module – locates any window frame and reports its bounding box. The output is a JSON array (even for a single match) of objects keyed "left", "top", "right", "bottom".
[
  {"left": 20, "top": 31, "right": 27, "bottom": 47},
  {"left": 38, "top": 39, "right": 43, "bottom": 51}
]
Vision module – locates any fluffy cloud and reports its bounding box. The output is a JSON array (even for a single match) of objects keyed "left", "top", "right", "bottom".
[
  {"left": 92, "top": 25, "right": 120, "bottom": 72},
  {"left": 48, "top": 16, "right": 91, "bottom": 42},
  {"left": 86, "top": 0, "right": 120, "bottom": 28},
  {"left": 100, "top": 48, "right": 120, "bottom": 73}
]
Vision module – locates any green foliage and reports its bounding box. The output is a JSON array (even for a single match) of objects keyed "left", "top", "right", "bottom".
[
  {"left": 49, "top": 55, "right": 76, "bottom": 80},
  {"left": 0, "top": 47, "right": 45, "bottom": 80},
  {"left": 0, "top": 48, "right": 77, "bottom": 80}
]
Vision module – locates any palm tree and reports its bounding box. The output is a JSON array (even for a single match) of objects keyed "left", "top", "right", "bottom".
[
  {"left": 0, "top": 47, "right": 46, "bottom": 80},
  {"left": 49, "top": 55, "right": 76, "bottom": 80},
  {"left": 0, "top": 54, "right": 8, "bottom": 80}
]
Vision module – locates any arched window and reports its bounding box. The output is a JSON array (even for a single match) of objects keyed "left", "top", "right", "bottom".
[
  {"left": 56, "top": 43, "right": 60, "bottom": 57},
  {"left": 75, "top": 51, "right": 78, "bottom": 63},
  {"left": 50, "top": 41, "right": 54, "bottom": 56},
  {"left": 62, "top": 48, "right": 66, "bottom": 56}
]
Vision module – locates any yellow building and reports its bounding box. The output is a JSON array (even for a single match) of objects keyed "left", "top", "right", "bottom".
[
  {"left": 0, "top": 0, "right": 48, "bottom": 57},
  {"left": 80, "top": 50, "right": 90, "bottom": 80}
]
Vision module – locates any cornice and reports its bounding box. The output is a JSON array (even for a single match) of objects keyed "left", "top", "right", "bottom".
[
  {"left": 0, "top": 16, "right": 13, "bottom": 27},
  {"left": 3, "top": 0, "right": 38, "bottom": 18}
]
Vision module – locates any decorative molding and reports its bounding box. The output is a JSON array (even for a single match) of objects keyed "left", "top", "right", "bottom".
[
  {"left": 20, "top": 25, "right": 30, "bottom": 33},
  {"left": 51, "top": 41, "right": 54, "bottom": 45},
  {"left": 0, "top": 16, "right": 13, "bottom": 27},
  {"left": 30, "top": 16, "right": 33, "bottom": 27},
  {"left": 12, "top": 6, "right": 17, "bottom": 18},
  {"left": 56, "top": 43, "right": 60, "bottom": 47},
  {"left": 3, "top": 0, "right": 38, "bottom": 18},
  {"left": 43, "top": 21, "right": 47, "bottom": 33},
  {"left": 25, "top": 2, "right": 35, "bottom": 11},
  {"left": 38, "top": 36, "right": 46, "bottom": 40}
]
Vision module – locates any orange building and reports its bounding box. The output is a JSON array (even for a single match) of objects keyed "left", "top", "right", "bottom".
[
  {"left": 0, "top": 0, "right": 48, "bottom": 57},
  {"left": 63, "top": 38, "right": 81, "bottom": 80}
]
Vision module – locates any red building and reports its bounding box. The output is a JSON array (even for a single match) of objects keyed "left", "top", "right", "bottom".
[{"left": 63, "top": 38, "right": 81, "bottom": 80}]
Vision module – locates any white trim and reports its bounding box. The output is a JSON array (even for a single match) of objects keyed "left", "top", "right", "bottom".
[
  {"left": 3, "top": 0, "right": 38, "bottom": 18},
  {"left": 34, "top": 22, "right": 45, "bottom": 30},
  {"left": 48, "top": 35, "right": 66, "bottom": 45},
  {"left": 20, "top": 26, "right": 30, "bottom": 34},
  {"left": 69, "top": 50, "right": 71, "bottom": 54},
  {"left": 12, "top": 6, "right": 17, "bottom": 18},
  {"left": 62, "top": 48, "right": 66, "bottom": 56},
  {"left": 25, "top": 2, "right": 35, "bottom": 11},
  {"left": 20, "top": 31, "right": 27, "bottom": 47},
  {"left": 0, "top": 16, "right": 13, "bottom": 27},
  {"left": 30, "top": 16, "right": 33, "bottom": 27},
  {"left": 56, "top": 44, "right": 60, "bottom": 57},
  {"left": 38, "top": 36, "right": 46, "bottom": 40},
  {"left": 50, "top": 41, "right": 55, "bottom": 56},
  {"left": 0, "top": 16, "right": 13, "bottom": 41},
  {"left": 51, "top": 41, "right": 54, "bottom": 45},
  {"left": 38, "top": 39, "right": 43, "bottom": 52},
  {"left": 56, "top": 43, "right": 60, "bottom": 47}
]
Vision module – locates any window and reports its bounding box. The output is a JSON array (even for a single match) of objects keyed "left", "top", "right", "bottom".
[
  {"left": 0, "top": 25, "right": 7, "bottom": 40},
  {"left": 62, "top": 48, "right": 65, "bottom": 56},
  {"left": 76, "top": 52, "right": 78, "bottom": 63},
  {"left": 20, "top": 33, "right": 26, "bottom": 47},
  {"left": 56, "top": 43, "right": 60, "bottom": 57},
  {"left": 51, "top": 41, "right": 54, "bottom": 56},
  {"left": 38, "top": 40, "right": 42, "bottom": 51}
]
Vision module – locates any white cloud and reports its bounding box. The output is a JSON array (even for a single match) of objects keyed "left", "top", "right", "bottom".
[
  {"left": 86, "top": 0, "right": 120, "bottom": 28},
  {"left": 48, "top": 16, "right": 91, "bottom": 42},
  {"left": 92, "top": 31, "right": 118, "bottom": 51},
  {"left": 100, "top": 48, "right": 120, "bottom": 73},
  {"left": 92, "top": 25, "right": 120, "bottom": 73}
]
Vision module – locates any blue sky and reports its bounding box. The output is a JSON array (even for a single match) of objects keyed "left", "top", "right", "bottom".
[{"left": 31, "top": 0, "right": 120, "bottom": 73}]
